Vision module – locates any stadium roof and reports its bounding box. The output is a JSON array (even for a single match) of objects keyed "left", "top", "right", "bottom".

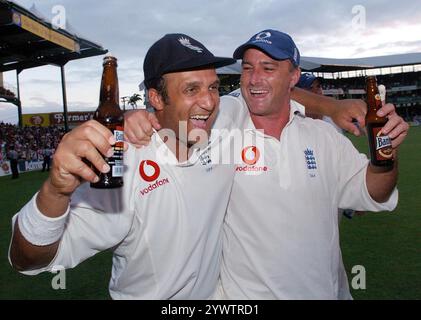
[
  {"left": 217, "top": 53, "right": 421, "bottom": 74},
  {"left": 0, "top": 0, "right": 107, "bottom": 72},
  {"left": 0, "top": 0, "right": 107, "bottom": 130},
  {"left": 301, "top": 53, "right": 421, "bottom": 72}
]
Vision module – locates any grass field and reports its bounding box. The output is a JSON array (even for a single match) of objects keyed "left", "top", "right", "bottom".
[
  {"left": 1, "top": 127, "right": 420, "bottom": 300},
  {"left": 341, "top": 125, "right": 421, "bottom": 300},
  {"left": 0, "top": 172, "right": 111, "bottom": 299}
]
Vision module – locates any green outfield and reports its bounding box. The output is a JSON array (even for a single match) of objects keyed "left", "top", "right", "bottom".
[
  {"left": 341, "top": 125, "right": 421, "bottom": 300},
  {"left": 1, "top": 127, "right": 420, "bottom": 300}
]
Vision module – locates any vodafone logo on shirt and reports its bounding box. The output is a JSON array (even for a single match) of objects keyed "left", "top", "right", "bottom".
[
  {"left": 236, "top": 146, "right": 268, "bottom": 174},
  {"left": 139, "top": 160, "right": 169, "bottom": 196},
  {"left": 241, "top": 146, "right": 260, "bottom": 165},
  {"left": 139, "top": 160, "right": 160, "bottom": 182}
]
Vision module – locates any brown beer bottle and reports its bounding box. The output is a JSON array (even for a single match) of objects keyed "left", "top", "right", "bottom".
[
  {"left": 365, "top": 76, "right": 393, "bottom": 168},
  {"left": 90, "top": 55, "right": 124, "bottom": 188}
]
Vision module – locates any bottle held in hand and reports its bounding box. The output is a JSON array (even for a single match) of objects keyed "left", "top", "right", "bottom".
[
  {"left": 91, "top": 55, "right": 124, "bottom": 189},
  {"left": 365, "top": 76, "right": 393, "bottom": 168}
]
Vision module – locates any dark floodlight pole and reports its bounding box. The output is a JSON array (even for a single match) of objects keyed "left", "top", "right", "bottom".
[
  {"left": 16, "top": 69, "right": 23, "bottom": 128},
  {"left": 60, "top": 63, "right": 69, "bottom": 132}
]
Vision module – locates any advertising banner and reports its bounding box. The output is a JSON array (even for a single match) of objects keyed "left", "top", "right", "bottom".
[
  {"left": 22, "top": 113, "right": 51, "bottom": 127},
  {"left": 0, "top": 161, "right": 11, "bottom": 177},
  {"left": 50, "top": 111, "right": 94, "bottom": 126},
  {"left": 0, "top": 160, "right": 44, "bottom": 177}
]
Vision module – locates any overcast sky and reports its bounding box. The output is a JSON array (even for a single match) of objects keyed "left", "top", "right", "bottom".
[{"left": 1, "top": 0, "right": 421, "bottom": 123}]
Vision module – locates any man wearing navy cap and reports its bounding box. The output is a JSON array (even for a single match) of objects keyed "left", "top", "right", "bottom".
[
  {"left": 217, "top": 29, "right": 408, "bottom": 299},
  {"left": 9, "top": 34, "right": 241, "bottom": 299}
]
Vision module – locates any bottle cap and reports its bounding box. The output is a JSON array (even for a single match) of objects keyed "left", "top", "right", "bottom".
[
  {"left": 378, "top": 84, "right": 386, "bottom": 103},
  {"left": 103, "top": 54, "right": 117, "bottom": 66}
]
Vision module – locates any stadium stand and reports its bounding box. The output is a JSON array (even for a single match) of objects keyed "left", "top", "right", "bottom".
[
  {"left": 0, "top": 0, "right": 107, "bottom": 130},
  {"left": 320, "top": 71, "right": 421, "bottom": 123},
  {"left": 0, "top": 122, "right": 64, "bottom": 164}
]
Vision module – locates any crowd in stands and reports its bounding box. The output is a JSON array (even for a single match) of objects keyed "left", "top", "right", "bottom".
[
  {"left": 0, "top": 122, "right": 65, "bottom": 164},
  {"left": 321, "top": 71, "right": 421, "bottom": 91},
  {"left": 319, "top": 71, "right": 421, "bottom": 123}
]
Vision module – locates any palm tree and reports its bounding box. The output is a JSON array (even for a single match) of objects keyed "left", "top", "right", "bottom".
[{"left": 128, "top": 93, "right": 142, "bottom": 109}]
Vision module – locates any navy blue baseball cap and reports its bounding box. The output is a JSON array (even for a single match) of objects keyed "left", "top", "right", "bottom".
[
  {"left": 144, "top": 33, "right": 236, "bottom": 89},
  {"left": 296, "top": 73, "right": 322, "bottom": 89},
  {"left": 233, "top": 29, "right": 300, "bottom": 67}
]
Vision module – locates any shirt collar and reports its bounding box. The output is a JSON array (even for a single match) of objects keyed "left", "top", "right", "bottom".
[
  {"left": 151, "top": 129, "right": 212, "bottom": 167},
  {"left": 244, "top": 99, "right": 305, "bottom": 136}
]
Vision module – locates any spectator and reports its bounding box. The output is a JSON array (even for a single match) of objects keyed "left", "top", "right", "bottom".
[
  {"left": 296, "top": 73, "right": 324, "bottom": 120},
  {"left": 297, "top": 73, "right": 343, "bottom": 133},
  {"left": 7, "top": 145, "right": 19, "bottom": 179},
  {"left": 41, "top": 145, "right": 52, "bottom": 172}
]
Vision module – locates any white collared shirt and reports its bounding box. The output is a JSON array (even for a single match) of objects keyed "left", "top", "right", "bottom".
[
  {"left": 219, "top": 90, "right": 398, "bottom": 299},
  {"left": 11, "top": 131, "right": 236, "bottom": 299}
]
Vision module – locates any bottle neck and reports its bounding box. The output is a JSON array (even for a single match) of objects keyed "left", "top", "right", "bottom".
[
  {"left": 366, "top": 78, "right": 382, "bottom": 113},
  {"left": 99, "top": 63, "right": 119, "bottom": 106}
]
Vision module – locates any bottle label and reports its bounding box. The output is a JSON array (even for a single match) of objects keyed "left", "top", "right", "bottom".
[
  {"left": 112, "top": 160, "right": 124, "bottom": 177},
  {"left": 114, "top": 126, "right": 124, "bottom": 146},
  {"left": 372, "top": 127, "right": 393, "bottom": 160},
  {"left": 109, "top": 126, "right": 124, "bottom": 177}
]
